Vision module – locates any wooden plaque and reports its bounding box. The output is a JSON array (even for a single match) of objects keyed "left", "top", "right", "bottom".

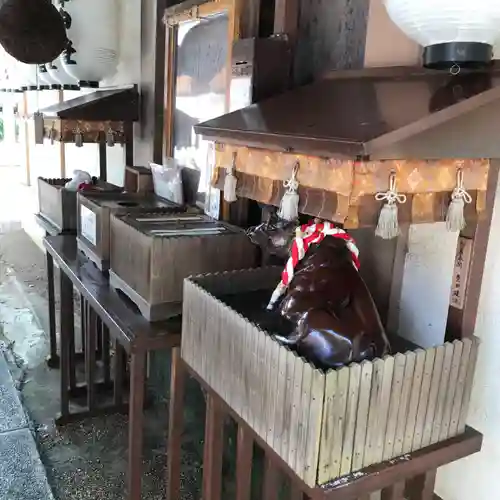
[{"left": 449, "top": 237, "right": 473, "bottom": 310}]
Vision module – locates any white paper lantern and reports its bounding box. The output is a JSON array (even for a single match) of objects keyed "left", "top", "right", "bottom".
[
  {"left": 37, "top": 65, "right": 57, "bottom": 89},
  {"left": 60, "top": 0, "right": 119, "bottom": 86},
  {"left": 384, "top": 0, "right": 500, "bottom": 68},
  {"left": 46, "top": 58, "right": 79, "bottom": 89}
]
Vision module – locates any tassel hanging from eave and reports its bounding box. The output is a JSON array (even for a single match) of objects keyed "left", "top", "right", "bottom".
[
  {"left": 278, "top": 161, "right": 300, "bottom": 222},
  {"left": 106, "top": 127, "right": 116, "bottom": 147},
  {"left": 446, "top": 168, "right": 472, "bottom": 232},
  {"left": 74, "top": 127, "right": 83, "bottom": 148},
  {"left": 375, "top": 171, "right": 407, "bottom": 240},
  {"left": 223, "top": 152, "right": 238, "bottom": 203}
]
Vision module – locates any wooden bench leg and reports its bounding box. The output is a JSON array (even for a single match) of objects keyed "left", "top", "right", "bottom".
[
  {"left": 382, "top": 481, "right": 406, "bottom": 500},
  {"left": 80, "top": 294, "right": 86, "bottom": 355},
  {"left": 46, "top": 248, "right": 59, "bottom": 368},
  {"left": 102, "top": 323, "right": 111, "bottom": 386},
  {"left": 202, "top": 392, "right": 224, "bottom": 500},
  {"left": 85, "top": 305, "right": 97, "bottom": 411},
  {"left": 58, "top": 271, "right": 73, "bottom": 418},
  {"left": 113, "top": 340, "right": 126, "bottom": 406},
  {"left": 262, "top": 456, "right": 280, "bottom": 500},
  {"left": 167, "top": 348, "right": 186, "bottom": 500},
  {"left": 236, "top": 426, "right": 253, "bottom": 500},
  {"left": 127, "top": 352, "right": 146, "bottom": 500},
  {"left": 407, "top": 470, "right": 436, "bottom": 500},
  {"left": 290, "top": 490, "right": 308, "bottom": 500}
]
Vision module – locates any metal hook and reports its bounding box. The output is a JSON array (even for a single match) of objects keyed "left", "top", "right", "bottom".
[{"left": 450, "top": 63, "right": 461, "bottom": 76}]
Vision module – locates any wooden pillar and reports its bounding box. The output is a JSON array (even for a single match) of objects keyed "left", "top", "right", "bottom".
[
  {"left": 446, "top": 161, "right": 500, "bottom": 341},
  {"left": 136, "top": 0, "right": 168, "bottom": 165},
  {"left": 293, "top": 0, "right": 370, "bottom": 85},
  {"left": 235, "top": 0, "right": 261, "bottom": 39},
  {"left": 274, "top": 0, "right": 299, "bottom": 39}
]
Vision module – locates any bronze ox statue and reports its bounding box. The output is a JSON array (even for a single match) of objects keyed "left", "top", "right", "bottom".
[
  {"left": 0, "top": 0, "right": 67, "bottom": 64},
  {"left": 247, "top": 213, "right": 390, "bottom": 369}
]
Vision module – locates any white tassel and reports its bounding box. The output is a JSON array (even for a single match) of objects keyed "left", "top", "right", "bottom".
[
  {"left": 375, "top": 171, "right": 406, "bottom": 240},
  {"left": 74, "top": 127, "right": 83, "bottom": 148},
  {"left": 278, "top": 162, "right": 300, "bottom": 222},
  {"left": 375, "top": 203, "right": 400, "bottom": 239},
  {"left": 446, "top": 169, "right": 472, "bottom": 232},
  {"left": 106, "top": 127, "right": 116, "bottom": 147},
  {"left": 223, "top": 152, "right": 238, "bottom": 203}
]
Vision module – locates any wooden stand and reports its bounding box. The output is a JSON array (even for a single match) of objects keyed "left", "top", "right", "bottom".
[
  {"left": 44, "top": 235, "right": 181, "bottom": 499},
  {"left": 167, "top": 349, "right": 483, "bottom": 500}
]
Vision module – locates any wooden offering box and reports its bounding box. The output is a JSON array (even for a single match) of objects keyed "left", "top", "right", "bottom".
[
  {"left": 77, "top": 192, "right": 183, "bottom": 271},
  {"left": 38, "top": 177, "right": 121, "bottom": 233},
  {"left": 124, "top": 165, "right": 153, "bottom": 194},
  {"left": 181, "top": 268, "right": 480, "bottom": 488},
  {"left": 109, "top": 213, "right": 258, "bottom": 321}
]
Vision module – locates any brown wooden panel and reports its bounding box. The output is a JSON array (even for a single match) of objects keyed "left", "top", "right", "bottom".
[{"left": 293, "top": 0, "right": 370, "bottom": 84}]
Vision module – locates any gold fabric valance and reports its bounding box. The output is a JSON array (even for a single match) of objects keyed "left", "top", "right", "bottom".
[{"left": 213, "top": 144, "right": 489, "bottom": 228}]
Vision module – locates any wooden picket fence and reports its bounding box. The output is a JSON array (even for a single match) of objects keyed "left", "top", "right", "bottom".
[{"left": 181, "top": 268, "right": 480, "bottom": 488}]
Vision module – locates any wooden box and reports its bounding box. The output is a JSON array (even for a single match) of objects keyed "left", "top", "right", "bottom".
[
  {"left": 124, "top": 165, "right": 154, "bottom": 194},
  {"left": 37, "top": 177, "right": 121, "bottom": 233},
  {"left": 109, "top": 213, "right": 258, "bottom": 321},
  {"left": 77, "top": 192, "right": 183, "bottom": 271},
  {"left": 181, "top": 267, "right": 480, "bottom": 488}
]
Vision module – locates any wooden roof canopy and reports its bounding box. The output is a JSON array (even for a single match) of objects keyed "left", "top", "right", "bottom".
[
  {"left": 33, "top": 85, "right": 139, "bottom": 145},
  {"left": 196, "top": 64, "right": 500, "bottom": 160},
  {"left": 39, "top": 86, "right": 140, "bottom": 122}
]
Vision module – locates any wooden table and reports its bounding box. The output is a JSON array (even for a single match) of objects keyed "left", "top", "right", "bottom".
[
  {"left": 167, "top": 350, "right": 483, "bottom": 500},
  {"left": 44, "top": 235, "right": 181, "bottom": 500}
]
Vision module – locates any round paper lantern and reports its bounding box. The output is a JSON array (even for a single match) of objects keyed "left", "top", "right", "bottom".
[
  {"left": 60, "top": 0, "right": 118, "bottom": 86},
  {"left": 41, "top": 1, "right": 78, "bottom": 89},
  {"left": 384, "top": 0, "right": 500, "bottom": 69},
  {"left": 38, "top": 63, "right": 62, "bottom": 89},
  {"left": 46, "top": 57, "right": 79, "bottom": 89}
]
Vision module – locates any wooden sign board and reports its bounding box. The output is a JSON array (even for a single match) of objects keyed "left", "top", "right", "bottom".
[{"left": 449, "top": 237, "right": 473, "bottom": 310}]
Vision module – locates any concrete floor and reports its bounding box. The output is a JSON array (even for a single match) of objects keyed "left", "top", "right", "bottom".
[
  {"left": 0, "top": 166, "right": 207, "bottom": 499},
  {"left": 0, "top": 166, "right": 282, "bottom": 500}
]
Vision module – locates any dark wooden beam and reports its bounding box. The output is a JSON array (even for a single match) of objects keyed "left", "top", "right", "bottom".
[
  {"left": 293, "top": 0, "right": 370, "bottom": 85},
  {"left": 135, "top": 0, "right": 168, "bottom": 165}
]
